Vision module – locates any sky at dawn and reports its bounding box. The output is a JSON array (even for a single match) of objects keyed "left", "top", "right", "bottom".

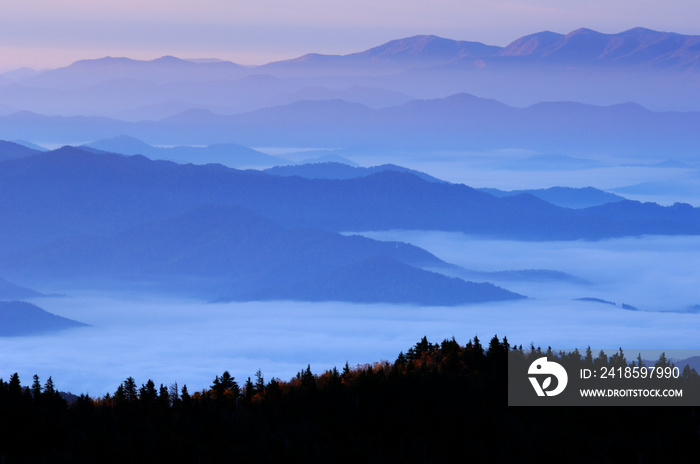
[{"left": 1, "top": 0, "right": 700, "bottom": 71}]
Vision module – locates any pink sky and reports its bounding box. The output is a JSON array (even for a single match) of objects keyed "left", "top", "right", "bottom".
[{"left": 1, "top": 0, "right": 699, "bottom": 71}]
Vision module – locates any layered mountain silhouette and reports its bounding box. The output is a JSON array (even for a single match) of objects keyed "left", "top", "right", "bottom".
[
  {"left": 0, "top": 277, "right": 45, "bottom": 300},
  {"left": 241, "top": 256, "right": 522, "bottom": 306},
  {"left": 12, "top": 203, "right": 506, "bottom": 303},
  {"left": 495, "top": 28, "right": 700, "bottom": 70},
  {"left": 0, "top": 301, "right": 87, "bottom": 337},
  {"left": 2, "top": 147, "right": 699, "bottom": 303},
  {"left": 479, "top": 187, "right": 626, "bottom": 209},
  {"left": 258, "top": 35, "right": 502, "bottom": 76},
  {"left": 13, "top": 204, "right": 524, "bottom": 304},
  {"left": 2, "top": 95, "right": 699, "bottom": 157},
  {"left": 25, "top": 55, "right": 246, "bottom": 88},
  {"left": 1, "top": 147, "right": 699, "bottom": 253},
  {"left": 1, "top": 27, "right": 699, "bottom": 123},
  {"left": 0, "top": 140, "right": 42, "bottom": 161},
  {"left": 85, "top": 135, "right": 285, "bottom": 167},
  {"left": 263, "top": 162, "right": 443, "bottom": 182}
]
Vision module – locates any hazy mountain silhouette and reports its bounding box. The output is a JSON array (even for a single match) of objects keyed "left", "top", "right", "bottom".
[
  {"left": 444, "top": 268, "right": 590, "bottom": 285},
  {"left": 2, "top": 147, "right": 699, "bottom": 302},
  {"left": 480, "top": 186, "right": 626, "bottom": 209},
  {"left": 10, "top": 140, "right": 48, "bottom": 151},
  {"left": 2, "top": 27, "right": 699, "bottom": 122},
  {"left": 261, "top": 29, "right": 700, "bottom": 74},
  {"left": 9, "top": 204, "right": 523, "bottom": 305},
  {"left": 281, "top": 86, "right": 414, "bottom": 109},
  {"left": 1, "top": 146, "right": 699, "bottom": 257},
  {"left": 0, "top": 301, "right": 87, "bottom": 337},
  {"left": 263, "top": 162, "right": 443, "bottom": 182},
  {"left": 0, "top": 140, "right": 42, "bottom": 161},
  {"left": 0, "top": 277, "right": 45, "bottom": 299},
  {"left": 575, "top": 297, "right": 617, "bottom": 306},
  {"left": 26, "top": 56, "right": 245, "bottom": 88},
  {"left": 496, "top": 28, "right": 700, "bottom": 70},
  {"left": 4, "top": 93, "right": 697, "bottom": 157},
  {"left": 0, "top": 67, "right": 42, "bottom": 81},
  {"left": 240, "top": 256, "right": 524, "bottom": 305},
  {"left": 85, "top": 135, "right": 285, "bottom": 167},
  {"left": 259, "top": 35, "right": 501, "bottom": 76}
]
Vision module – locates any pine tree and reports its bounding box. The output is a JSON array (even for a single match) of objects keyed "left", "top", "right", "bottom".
[
  {"left": 636, "top": 353, "right": 645, "bottom": 368},
  {"left": 584, "top": 346, "right": 593, "bottom": 367},
  {"left": 595, "top": 350, "right": 608, "bottom": 369},
  {"left": 300, "top": 365, "right": 316, "bottom": 390},
  {"left": 254, "top": 369, "right": 265, "bottom": 393},
  {"left": 473, "top": 336, "right": 484, "bottom": 357},
  {"left": 140, "top": 379, "right": 158, "bottom": 406},
  {"left": 158, "top": 384, "right": 170, "bottom": 409},
  {"left": 31, "top": 374, "right": 42, "bottom": 400},
  {"left": 655, "top": 352, "right": 671, "bottom": 368},
  {"left": 243, "top": 377, "right": 255, "bottom": 401},
  {"left": 43, "top": 377, "right": 56, "bottom": 397},
  {"left": 9, "top": 373, "right": 21, "bottom": 396},
  {"left": 610, "top": 348, "right": 626, "bottom": 368},
  {"left": 180, "top": 385, "right": 191, "bottom": 405},
  {"left": 122, "top": 377, "right": 138, "bottom": 403},
  {"left": 221, "top": 371, "right": 239, "bottom": 395}
]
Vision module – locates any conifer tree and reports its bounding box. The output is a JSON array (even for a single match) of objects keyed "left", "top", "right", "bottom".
[
  {"left": 158, "top": 384, "right": 170, "bottom": 409},
  {"left": 243, "top": 377, "right": 255, "bottom": 401},
  {"left": 254, "top": 369, "right": 265, "bottom": 393},
  {"left": 655, "top": 352, "right": 671, "bottom": 368},
  {"left": 140, "top": 379, "right": 158, "bottom": 406},
  {"left": 43, "top": 377, "right": 56, "bottom": 397},
  {"left": 180, "top": 385, "right": 191, "bottom": 405},
  {"left": 31, "top": 374, "right": 42, "bottom": 400},
  {"left": 122, "top": 377, "right": 138, "bottom": 403},
  {"left": 9, "top": 373, "right": 21, "bottom": 396}
]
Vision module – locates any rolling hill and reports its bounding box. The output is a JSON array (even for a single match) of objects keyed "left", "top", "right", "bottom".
[
  {"left": 0, "top": 147, "right": 699, "bottom": 304},
  {"left": 0, "top": 301, "right": 87, "bottom": 337}
]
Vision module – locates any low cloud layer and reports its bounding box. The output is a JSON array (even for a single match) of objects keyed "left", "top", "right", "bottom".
[{"left": 2, "top": 231, "right": 699, "bottom": 396}]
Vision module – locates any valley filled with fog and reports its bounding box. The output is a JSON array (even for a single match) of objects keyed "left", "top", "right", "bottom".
[
  {"left": 329, "top": 148, "right": 700, "bottom": 207},
  {"left": 2, "top": 27, "right": 700, "bottom": 398},
  {"left": 2, "top": 232, "right": 699, "bottom": 395}
]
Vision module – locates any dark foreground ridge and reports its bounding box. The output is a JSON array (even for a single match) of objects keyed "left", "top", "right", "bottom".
[{"left": 2, "top": 336, "right": 699, "bottom": 463}]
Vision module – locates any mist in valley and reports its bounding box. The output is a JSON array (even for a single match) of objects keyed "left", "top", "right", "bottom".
[
  {"left": 2, "top": 26, "right": 700, "bottom": 402},
  {"left": 1, "top": 233, "right": 698, "bottom": 396}
]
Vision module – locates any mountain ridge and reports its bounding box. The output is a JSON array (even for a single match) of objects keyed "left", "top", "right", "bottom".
[
  {"left": 0, "top": 301, "right": 88, "bottom": 337},
  {"left": 2, "top": 27, "right": 700, "bottom": 121},
  {"left": 3, "top": 93, "right": 698, "bottom": 155}
]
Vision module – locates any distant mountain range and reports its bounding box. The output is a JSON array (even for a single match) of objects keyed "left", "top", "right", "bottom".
[
  {"left": 13, "top": 203, "right": 513, "bottom": 305},
  {"left": 0, "top": 301, "right": 87, "bottom": 337},
  {"left": 494, "top": 28, "right": 700, "bottom": 69},
  {"left": 0, "top": 146, "right": 699, "bottom": 305},
  {"left": 1, "top": 28, "right": 697, "bottom": 309},
  {"left": 0, "top": 27, "right": 699, "bottom": 127},
  {"left": 85, "top": 135, "right": 286, "bottom": 168},
  {"left": 0, "top": 277, "right": 45, "bottom": 300},
  {"left": 479, "top": 187, "right": 626, "bottom": 209},
  {"left": 1, "top": 94, "right": 699, "bottom": 158},
  {"left": 0, "top": 140, "right": 42, "bottom": 161},
  {"left": 263, "top": 162, "right": 444, "bottom": 182}
]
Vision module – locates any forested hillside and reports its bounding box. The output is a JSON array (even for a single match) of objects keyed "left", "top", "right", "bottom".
[{"left": 2, "top": 336, "right": 698, "bottom": 463}]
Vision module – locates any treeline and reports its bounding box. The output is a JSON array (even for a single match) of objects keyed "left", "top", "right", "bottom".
[{"left": 1, "top": 336, "right": 699, "bottom": 463}]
